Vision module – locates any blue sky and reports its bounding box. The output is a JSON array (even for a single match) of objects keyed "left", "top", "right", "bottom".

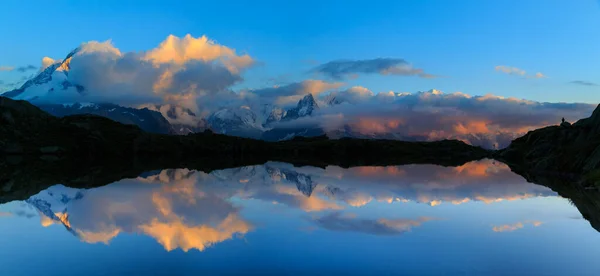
[{"left": 1, "top": 0, "right": 599, "bottom": 103}]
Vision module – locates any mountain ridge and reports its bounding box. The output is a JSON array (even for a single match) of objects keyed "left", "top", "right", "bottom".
[{"left": 0, "top": 96, "right": 491, "bottom": 166}]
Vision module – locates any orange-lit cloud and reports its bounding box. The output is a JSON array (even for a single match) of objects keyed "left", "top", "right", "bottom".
[
  {"left": 139, "top": 214, "right": 251, "bottom": 252},
  {"left": 493, "top": 222, "right": 524, "bottom": 232},
  {"left": 143, "top": 34, "right": 254, "bottom": 73},
  {"left": 311, "top": 89, "right": 594, "bottom": 149},
  {"left": 275, "top": 185, "right": 343, "bottom": 212}
]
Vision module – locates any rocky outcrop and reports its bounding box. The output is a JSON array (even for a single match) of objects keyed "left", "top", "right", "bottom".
[{"left": 496, "top": 104, "right": 600, "bottom": 175}]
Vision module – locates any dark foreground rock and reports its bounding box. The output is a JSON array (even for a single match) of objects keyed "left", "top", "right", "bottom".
[{"left": 496, "top": 103, "right": 600, "bottom": 176}]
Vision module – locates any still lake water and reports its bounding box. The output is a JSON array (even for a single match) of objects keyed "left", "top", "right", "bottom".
[{"left": 1, "top": 159, "right": 600, "bottom": 275}]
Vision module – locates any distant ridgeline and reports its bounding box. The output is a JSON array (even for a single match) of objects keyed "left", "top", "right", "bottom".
[
  {"left": 0, "top": 96, "right": 491, "bottom": 166},
  {"left": 0, "top": 57, "right": 510, "bottom": 147}
]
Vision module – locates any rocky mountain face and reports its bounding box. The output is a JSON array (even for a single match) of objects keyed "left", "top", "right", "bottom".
[
  {"left": 265, "top": 165, "right": 317, "bottom": 197},
  {"left": 38, "top": 103, "right": 173, "bottom": 134},
  {"left": 281, "top": 93, "right": 319, "bottom": 121},
  {"left": 497, "top": 104, "right": 600, "bottom": 175},
  {"left": 265, "top": 107, "right": 285, "bottom": 126},
  {"left": 260, "top": 94, "right": 323, "bottom": 141},
  {"left": 206, "top": 107, "right": 264, "bottom": 139},
  {"left": 151, "top": 104, "right": 207, "bottom": 135}
]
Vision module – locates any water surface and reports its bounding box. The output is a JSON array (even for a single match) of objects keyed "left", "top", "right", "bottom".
[{"left": 1, "top": 159, "right": 599, "bottom": 275}]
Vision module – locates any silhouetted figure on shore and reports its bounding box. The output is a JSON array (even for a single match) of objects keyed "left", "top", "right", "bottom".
[{"left": 562, "top": 117, "right": 565, "bottom": 123}]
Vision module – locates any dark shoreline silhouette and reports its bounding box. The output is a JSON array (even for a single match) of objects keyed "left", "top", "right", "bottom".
[{"left": 3, "top": 96, "right": 600, "bottom": 232}]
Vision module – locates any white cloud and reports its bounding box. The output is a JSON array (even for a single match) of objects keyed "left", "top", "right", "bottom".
[
  {"left": 495, "top": 65, "right": 547, "bottom": 79},
  {"left": 41, "top": 57, "right": 58, "bottom": 71},
  {"left": 495, "top": 65, "right": 526, "bottom": 76}
]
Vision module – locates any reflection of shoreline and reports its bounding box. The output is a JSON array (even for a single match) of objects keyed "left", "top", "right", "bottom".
[
  {"left": 503, "top": 165, "right": 600, "bottom": 233},
  {"left": 1, "top": 159, "right": 567, "bottom": 251}
]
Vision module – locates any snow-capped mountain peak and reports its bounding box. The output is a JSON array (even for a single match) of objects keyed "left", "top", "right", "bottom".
[{"left": 2, "top": 47, "right": 83, "bottom": 101}]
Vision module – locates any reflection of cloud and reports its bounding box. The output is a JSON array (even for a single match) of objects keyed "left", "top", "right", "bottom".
[
  {"left": 0, "top": 209, "right": 37, "bottom": 219},
  {"left": 492, "top": 221, "right": 543, "bottom": 232},
  {"left": 16, "top": 65, "right": 37, "bottom": 73},
  {"left": 139, "top": 214, "right": 251, "bottom": 252},
  {"left": 313, "top": 212, "right": 436, "bottom": 235},
  {"left": 493, "top": 222, "right": 524, "bottom": 232},
  {"left": 40, "top": 213, "right": 55, "bottom": 227},
  {"left": 320, "top": 159, "right": 555, "bottom": 207},
  {"left": 25, "top": 161, "right": 557, "bottom": 249},
  {"left": 475, "top": 194, "right": 539, "bottom": 204},
  {"left": 77, "top": 228, "right": 121, "bottom": 244},
  {"left": 273, "top": 185, "right": 343, "bottom": 212},
  {"left": 212, "top": 160, "right": 555, "bottom": 210}
]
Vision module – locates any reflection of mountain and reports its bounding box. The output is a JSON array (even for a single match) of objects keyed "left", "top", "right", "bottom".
[
  {"left": 4, "top": 159, "right": 589, "bottom": 252},
  {"left": 265, "top": 166, "right": 317, "bottom": 197},
  {"left": 24, "top": 171, "right": 252, "bottom": 252}
]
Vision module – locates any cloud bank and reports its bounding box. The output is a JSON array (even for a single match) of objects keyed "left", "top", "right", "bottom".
[{"left": 279, "top": 88, "right": 595, "bottom": 148}]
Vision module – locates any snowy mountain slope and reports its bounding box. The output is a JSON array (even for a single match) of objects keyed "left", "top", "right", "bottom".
[
  {"left": 2, "top": 48, "right": 83, "bottom": 101},
  {"left": 206, "top": 106, "right": 264, "bottom": 138}
]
